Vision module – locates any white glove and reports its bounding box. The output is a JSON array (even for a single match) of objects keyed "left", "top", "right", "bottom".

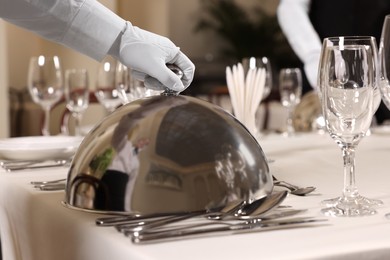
[{"left": 110, "top": 21, "right": 195, "bottom": 92}]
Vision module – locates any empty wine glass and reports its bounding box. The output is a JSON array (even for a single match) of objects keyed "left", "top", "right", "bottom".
[
  {"left": 279, "top": 68, "right": 302, "bottom": 136},
  {"left": 27, "top": 55, "right": 63, "bottom": 136},
  {"left": 115, "top": 62, "right": 148, "bottom": 104},
  {"left": 65, "top": 69, "right": 89, "bottom": 136},
  {"left": 95, "top": 56, "right": 122, "bottom": 113},
  {"left": 319, "top": 36, "right": 381, "bottom": 217},
  {"left": 379, "top": 15, "right": 390, "bottom": 111}
]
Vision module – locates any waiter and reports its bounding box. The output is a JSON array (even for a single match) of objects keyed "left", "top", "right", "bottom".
[
  {"left": 0, "top": 0, "right": 195, "bottom": 92},
  {"left": 277, "top": 0, "right": 390, "bottom": 124}
]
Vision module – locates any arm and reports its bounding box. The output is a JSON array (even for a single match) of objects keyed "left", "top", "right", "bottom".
[
  {"left": 0, "top": 0, "right": 195, "bottom": 91},
  {"left": 0, "top": 0, "right": 124, "bottom": 60},
  {"left": 277, "top": 0, "right": 322, "bottom": 89}
]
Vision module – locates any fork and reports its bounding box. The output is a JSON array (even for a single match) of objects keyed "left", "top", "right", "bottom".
[{"left": 30, "top": 178, "right": 67, "bottom": 185}]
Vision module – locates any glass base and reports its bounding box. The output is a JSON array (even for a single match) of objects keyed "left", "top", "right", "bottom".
[
  {"left": 321, "top": 195, "right": 383, "bottom": 207},
  {"left": 321, "top": 196, "right": 378, "bottom": 217}
]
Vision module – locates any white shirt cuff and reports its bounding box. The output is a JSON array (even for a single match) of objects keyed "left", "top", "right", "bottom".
[{"left": 61, "top": 0, "right": 126, "bottom": 60}]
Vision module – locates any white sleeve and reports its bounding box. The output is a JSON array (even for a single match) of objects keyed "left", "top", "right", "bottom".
[
  {"left": 0, "top": 0, "right": 126, "bottom": 60},
  {"left": 277, "top": 0, "right": 322, "bottom": 88}
]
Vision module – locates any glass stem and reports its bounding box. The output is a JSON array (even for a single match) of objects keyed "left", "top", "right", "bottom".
[
  {"left": 42, "top": 107, "right": 51, "bottom": 136},
  {"left": 74, "top": 113, "right": 82, "bottom": 136},
  {"left": 286, "top": 107, "right": 294, "bottom": 136},
  {"left": 342, "top": 146, "right": 359, "bottom": 198}
]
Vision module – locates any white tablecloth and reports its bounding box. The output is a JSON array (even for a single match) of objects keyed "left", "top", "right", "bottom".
[{"left": 2, "top": 132, "right": 390, "bottom": 260}]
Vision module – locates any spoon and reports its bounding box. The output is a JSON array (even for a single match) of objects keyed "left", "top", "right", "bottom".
[
  {"left": 273, "top": 176, "right": 316, "bottom": 196},
  {"left": 233, "top": 190, "right": 288, "bottom": 220}
]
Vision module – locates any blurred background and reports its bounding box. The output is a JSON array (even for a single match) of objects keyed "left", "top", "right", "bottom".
[{"left": 0, "top": 0, "right": 301, "bottom": 138}]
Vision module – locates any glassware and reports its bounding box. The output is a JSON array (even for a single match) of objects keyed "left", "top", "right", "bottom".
[
  {"left": 379, "top": 15, "right": 390, "bottom": 111},
  {"left": 95, "top": 56, "right": 122, "bottom": 113},
  {"left": 115, "top": 62, "right": 148, "bottom": 104},
  {"left": 64, "top": 69, "right": 89, "bottom": 136},
  {"left": 318, "top": 36, "right": 382, "bottom": 217},
  {"left": 278, "top": 68, "right": 302, "bottom": 136},
  {"left": 27, "top": 55, "right": 63, "bottom": 136}
]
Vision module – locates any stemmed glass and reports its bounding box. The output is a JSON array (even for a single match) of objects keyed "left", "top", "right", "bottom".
[
  {"left": 279, "top": 68, "right": 302, "bottom": 136},
  {"left": 378, "top": 16, "right": 390, "bottom": 219},
  {"left": 27, "top": 55, "right": 63, "bottom": 136},
  {"left": 95, "top": 56, "right": 122, "bottom": 113},
  {"left": 318, "top": 36, "right": 382, "bottom": 217},
  {"left": 379, "top": 15, "right": 390, "bottom": 111},
  {"left": 115, "top": 62, "right": 147, "bottom": 104},
  {"left": 64, "top": 69, "right": 89, "bottom": 136}
]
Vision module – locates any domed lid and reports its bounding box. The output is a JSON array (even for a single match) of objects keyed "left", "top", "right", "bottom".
[{"left": 64, "top": 95, "right": 272, "bottom": 215}]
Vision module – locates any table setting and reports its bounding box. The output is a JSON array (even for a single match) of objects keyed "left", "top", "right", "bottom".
[
  {"left": 4, "top": 15, "right": 390, "bottom": 259},
  {"left": 2, "top": 131, "right": 390, "bottom": 259}
]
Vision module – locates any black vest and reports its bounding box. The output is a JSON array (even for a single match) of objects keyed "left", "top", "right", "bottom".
[
  {"left": 309, "top": 0, "right": 390, "bottom": 43},
  {"left": 308, "top": 0, "right": 390, "bottom": 123}
]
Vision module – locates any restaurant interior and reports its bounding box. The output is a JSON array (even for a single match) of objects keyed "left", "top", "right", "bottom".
[
  {"left": 2, "top": 1, "right": 390, "bottom": 259},
  {"left": 0, "top": 0, "right": 295, "bottom": 138}
]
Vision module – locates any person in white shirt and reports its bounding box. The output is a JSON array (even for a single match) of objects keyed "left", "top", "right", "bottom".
[
  {"left": 0, "top": 0, "right": 195, "bottom": 92},
  {"left": 277, "top": 0, "right": 390, "bottom": 124}
]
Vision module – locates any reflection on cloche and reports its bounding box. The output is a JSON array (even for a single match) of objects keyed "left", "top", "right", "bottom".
[{"left": 64, "top": 95, "right": 272, "bottom": 215}]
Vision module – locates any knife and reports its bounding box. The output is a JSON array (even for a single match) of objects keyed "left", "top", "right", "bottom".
[{"left": 130, "top": 217, "right": 328, "bottom": 244}]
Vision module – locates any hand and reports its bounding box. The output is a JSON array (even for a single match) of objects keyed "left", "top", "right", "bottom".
[{"left": 118, "top": 22, "right": 195, "bottom": 92}]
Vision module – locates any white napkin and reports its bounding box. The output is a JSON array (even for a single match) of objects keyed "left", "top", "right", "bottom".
[{"left": 226, "top": 63, "right": 266, "bottom": 138}]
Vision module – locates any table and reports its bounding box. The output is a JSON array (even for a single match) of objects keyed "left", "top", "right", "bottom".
[{"left": 2, "top": 132, "right": 390, "bottom": 260}]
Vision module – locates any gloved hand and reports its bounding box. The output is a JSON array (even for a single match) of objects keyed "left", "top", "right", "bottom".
[{"left": 111, "top": 21, "right": 195, "bottom": 92}]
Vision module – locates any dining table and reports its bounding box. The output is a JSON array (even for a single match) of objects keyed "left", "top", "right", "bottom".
[{"left": 1, "top": 130, "right": 390, "bottom": 260}]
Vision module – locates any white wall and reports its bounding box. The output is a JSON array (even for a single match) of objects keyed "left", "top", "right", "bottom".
[
  {"left": 5, "top": 1, "right": 118, "bottom": 91},
  {"left": 0, "top": 20, "right": 9, "bottom": 138},
  {"left": 118, "top": 0, "right": 170, "bottom": 35}
]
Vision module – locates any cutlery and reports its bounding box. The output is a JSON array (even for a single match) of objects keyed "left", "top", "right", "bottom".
[
  {"left": 30, "top": 178, "right": 67, "bottom": 185},
  {"left": 98, "top": 199, "right": 248, "bottom": 228},
  {"left": 97, "top": 191, "right": 287, "bottom": 227},
  {"left": 35, "top": 183, "right": 66, "bottom": 191},
  {"left": 116, "top": 199, "right": 248, "bottom": 233},
  {"left": 96, "top": 199, "right": 251, "bottom": 227},
  {"left": 120, "top": 208, "right": 306, "bottom": 236},
  {"left": 115, "top": 191, "right": 288, "bottom": 233},
  {"left": 30, "top": 178, "right": 66, "bottom": 191},
  {"left": 273, "top": 176, "right": 316, "bottom": 196},
  {"left": 130, "top": 217, "right": 327, "bottom": 244},
  {"left": 2, "top": 159, "right": 70, "bottom": 171}
]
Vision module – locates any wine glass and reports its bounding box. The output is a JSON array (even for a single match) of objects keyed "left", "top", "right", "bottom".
[
  {"left": 379, "top": 15, "right": 390, "bottom": 111},
  {"left": 279, "top": 68, "right": 302, "bottom": 136},
  {"left": 64, "top": 69, "right": 89, "bottom": 136},
  {"left": 319, "top": 36, "right": 381, "bottom": 217},
  {"left": 27, "top": 55, "right": 63, "bottom": 136},
  {"left": 319, "top": 36, "right": 381, "bottom": 133},
  {"left": 95, "top": 56, "right": 122, "bottom": 113},
  {"left": 115, "top": 62, "right": 148, "bottom": 104}
]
